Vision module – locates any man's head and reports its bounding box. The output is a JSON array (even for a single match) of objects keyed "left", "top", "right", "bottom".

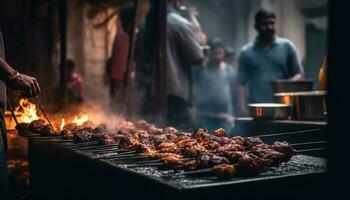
[
  {"left": 66, "top": 59, "right": 75, "bottom": 77},
  {"left": 208, "top": 38, "right": 225, "bottom": 66},
  {"left": 254, "top": 9, "right": 277, "bottom": 40},
  {"left": 167, "top": 0, "right": 184, "bottom": 11},
  {"left": 119, "top": 5, "right": 135, "bottom": 34},
  {"left": 224, "top": 47, "right": 236, "bottom": 66}
]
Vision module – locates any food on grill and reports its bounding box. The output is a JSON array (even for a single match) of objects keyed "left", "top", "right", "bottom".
[
  {"left": 15, "top": 123, "right": 30, "bottom": 131},
  {"left": 213, "top": 164, "right": 236, "bottom": 179},
  {"left": 211, "top": 128, "right": 227, "bottom": 137},
  {"left": 15, "top": 117, "right": 297, "bottom": 179},
  {"left": 61, "top": 129, "right": 73, "bottom": 140},
  {"left": 29, "top": 119, "right": 45, "bottom": 133},
  {"left": 40, "top": 124, "right": 59, "bottom": 136}
]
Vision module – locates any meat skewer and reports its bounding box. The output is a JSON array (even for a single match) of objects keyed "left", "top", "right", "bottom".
[{"left": 16, "top": 117, "right": 297, "bottom": 179}]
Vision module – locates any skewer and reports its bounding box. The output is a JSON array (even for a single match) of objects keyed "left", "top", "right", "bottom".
[
  {"left": 6, "top": 99, "right": 19, "bottom": 126},
  {"left": 290, "top": 141, "right": 327, "bottom": 147},
  {"left": 254, "top": 129, "right": 321, "bottom": 138},
  {"left": 296, "top": 148, "right": 327, "bottom": 154},
  {"left": 162, "top": 168, "right": 213, "bottom": 178},
  {"left": 111, "top": 155, "right": 149, "bottom": 161},
  {"left": 33, "top": 96, "right": 55, "bottom": 132},
  {"left": 126, "top": 162, "right": 165, "bottom": 168}
]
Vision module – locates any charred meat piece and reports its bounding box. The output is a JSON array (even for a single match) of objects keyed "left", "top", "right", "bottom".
[
  {"left": 73, "top": 130, "right": 94, "bottom": 143},
  {"left": 214, "top": 143, "right": 244, "bottom": 154},
  {"left": 153, "top": 153, "right": 183, "bottom": 160},
  {"left": 135, "top": 143, "right": 154, "bottom": 154},
  {"left": 134, "top": 130, "right": 150, "bottom": 139},
  {"left": 236, "top": 153, "right": 268, "bottom": 176},
  {"left": 118, "top": 136, "right": 138, "bottom": 149},
  {"left": 176, "top": 138, "right": 197, "bottom": 148},
  {"left": 148, "top": 125, "right": 163, "bottom": 135},
  {"left": 160, "top": 156, "right": 184, "bottom": 168},
  {"left": 213, "top": 164, "right": 236, "bottom": 179},
  {"left": 94, "top": 133, "right": 118, "bottom": 145},
  {"left": 93, "top": 124, "right": 108, "bottom": 134},
  {"left": 271, "top": 141, "right": 297, "bottom": 160},
  {"left": 192, "top": 128, "right": 207, "bottom": 139},
  {"left": 249, "top": 143, "right": 273, "bottom": 158},
  {"left": 211, "top": 128, "right": 227, "bottom": 137},
  {"left": 197, "top": 154, "right": 230, "bottom": 168},
  {"left": 209, "top": 155, "right": 231, "bottom": 165},
  {"left": 135, "top": 120, "right": 150, "bottom": 130},
  {"left": 157, "top": 146, "right": 181, "bottom": 154},
  {"left": 181, "top": 145, "right": 207, "bottom": 158},
  {"left": 40, "top": 124, "right": 58, "bottom": 136},
  {"left": 200, "top": 140, "right": 221, "bottom": 150},
  {"left": 223, "top": 151, "right": 245, "bottom": 163},
  {"left": 15, "top": 123, "right": 30, "bottom": 131},
  {"left": 61, "top": 130, "right": 73, "bottom": 140},
  {"left": 29, "top": 119, "right": 46, "bottom": 134},
  {"left": 230, "top": 136, "right": 245, "bottom": 146},
  {"left": 183, "top": 160, "right": 199, "bottom": 171},
  {"left": 163, "top": 127, "right": 178, "bottom": 135},
  {"left": 243, "top": 137, "right": 263, "bottom": 148}
]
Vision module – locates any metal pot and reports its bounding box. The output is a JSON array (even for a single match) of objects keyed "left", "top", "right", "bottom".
[
  {"left": 274, "top": 91, "right": 327, "bottom": 121},
  {"left": 248, "top": 103, "right": 292, "bottom": 120},
  {"left": 270, "top": 79, "right": 314, "bottom": 93}
]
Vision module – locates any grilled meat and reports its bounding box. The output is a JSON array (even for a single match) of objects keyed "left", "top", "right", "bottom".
[
  {"left": 211, "top": 128, "right": 227, "bottom": 137},
  {"left": 29, "top": 119, "right": 45, "bottom": 134},
  {"left": 213, "top": 164, "right": 236, "bottom": 179},
  {"left": 15, "top": 123, "right": 30, "bottom": 131},
  {"left": 61, "top": 129, "right": 73, "bottom": 140},
  {"left": 40, "top": 124, "right": 58, "bottom": 136},
  {"left": 271, "top": 141, "right": 297, "bottom": 161}
]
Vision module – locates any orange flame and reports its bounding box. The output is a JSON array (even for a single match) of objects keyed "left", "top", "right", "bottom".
[
  {"left": 17, "top": 99, "right": 40, "bottom": 123},
  {"left": 60, "top": 118, "right": 66, "bottom": 130},
  {"left": 72, "top": 115, "right": 89, "bottom": 126}
]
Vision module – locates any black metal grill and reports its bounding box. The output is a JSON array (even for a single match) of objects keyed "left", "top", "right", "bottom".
[{"left": 23, "top": 129, "right": 327, "bottom": 200}]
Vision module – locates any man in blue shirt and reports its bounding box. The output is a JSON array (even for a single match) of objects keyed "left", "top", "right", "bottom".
[
  {"left": 237, "top": 9, "right": 304, "bottom": 116},
  {"left": 193, "top": 38, "right": 236, "bottom": 135}
]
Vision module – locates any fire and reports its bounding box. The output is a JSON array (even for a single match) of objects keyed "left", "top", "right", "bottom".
[
  {"left": 72, "top": 115, "right": 89, "bottom": 126},
  {"left": 60, "top": 118, "right": 66, "bottom": 130},
  {"left": 59, "top": 114, "right": 89, "bottom": 130},
  {"left": 17, "top": 99, "right": 40, "bottom": 123}
]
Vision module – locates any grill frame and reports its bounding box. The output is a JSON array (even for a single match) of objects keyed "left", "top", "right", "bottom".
[{"left": 22, "top": 129, "right": 328, "bottom": 200}]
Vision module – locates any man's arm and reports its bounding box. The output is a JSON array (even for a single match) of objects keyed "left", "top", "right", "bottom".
[
  {"left": 287, "top": 41, "right": 304, "bottom": 80},
  {"left": 0, "top": 57, "right": 41, "bottom": 97},
  {"left": 237, "top": 85, "right": 248, "bottom": 117},
  {"left": 175, "top": 18, "right": 204, "bottom": 66},
  {"left": 236, "top": 51, "right": 249, "bottom": 117},
  {"left": 290, "top": 73, "right": 303, "bottom": 80},
  {"left": 0, "top": 57, "right": 16, "bottom": 82}
]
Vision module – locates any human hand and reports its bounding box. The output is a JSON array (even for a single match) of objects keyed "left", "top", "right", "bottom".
[{"left": 7, "top": 72, "right": 41, "bottom": 97}]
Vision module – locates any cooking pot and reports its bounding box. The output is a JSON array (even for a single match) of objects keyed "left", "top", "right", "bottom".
[
  {"left": 248, "top": 103, "right": 292, "bottom": 120},
  {"left": 274, "top": 91, "right": 327, "bottom": 121},
  {"left": 270, "top": 79, "right": 314, "bottom": 93}
]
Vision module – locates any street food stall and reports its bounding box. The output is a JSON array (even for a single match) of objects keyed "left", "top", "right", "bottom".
[{"left": 2, "top": 0, "right": 332, "bottom": 199}]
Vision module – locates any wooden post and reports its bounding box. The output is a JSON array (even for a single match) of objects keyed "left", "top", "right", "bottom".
[
  {"left": 59, "top": 0, "right": 67, "bottom": 106},
  {"left": 153, "top": 0, "right": 167, "bottom": 125}
]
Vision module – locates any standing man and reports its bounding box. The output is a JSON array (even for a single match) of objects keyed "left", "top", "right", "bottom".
[
  {"left": 237, "top": 9, "right": 304, "bottom": 116},
  {"left": 193, "top": 38, "right": 236, "bottom": 135},
  {"left": 166, "top": 0, "right": 204, "bottom": 130},
  {"left": 109, "top": 5, "right": 135, "bottom": 113},
  {"left": 1, "top": 28, "right": 41, "bottom": 200}
]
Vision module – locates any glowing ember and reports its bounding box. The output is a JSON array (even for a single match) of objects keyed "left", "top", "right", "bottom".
[
  {"left": 60, "top": 118, "right": 66, "bottom": 130},
  {"left": 17, "top": 99, "right": 40, "bottom": 123},
  {"left": 72, "top": 115, "right": 89, "bottom": 126}
]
